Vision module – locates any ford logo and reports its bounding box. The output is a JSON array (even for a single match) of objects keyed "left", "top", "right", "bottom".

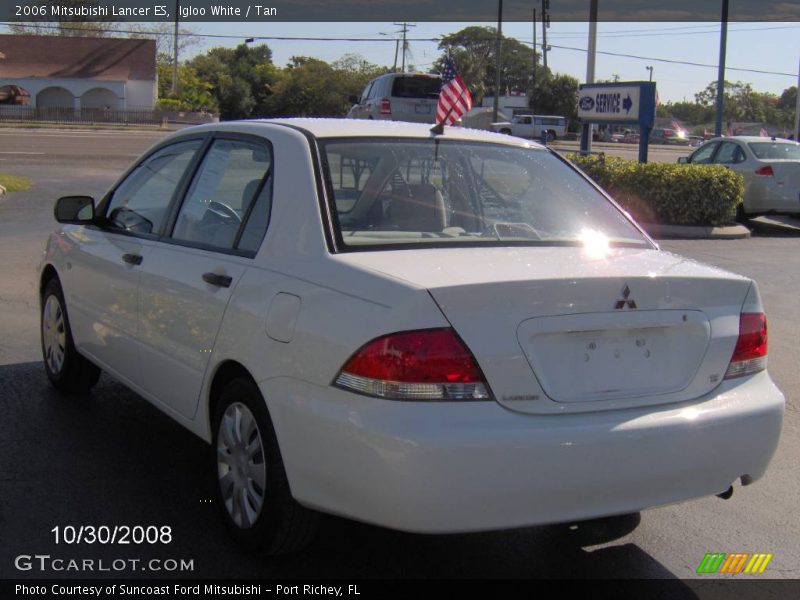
[{"left": 579, "top": 96, "right": 595, "bottom": 111}]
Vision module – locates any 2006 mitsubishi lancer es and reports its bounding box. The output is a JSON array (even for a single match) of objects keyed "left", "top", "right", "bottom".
[{"left": 39, "top": 119, "right": 784, "bottom": 554}]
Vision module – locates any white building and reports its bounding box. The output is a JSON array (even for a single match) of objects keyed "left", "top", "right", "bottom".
[
  {"left": 481, "top": 93, "right": 530, "bottom": 116},
  {"left": 0, "top": 34, "right": 156, "bottom": 110}
]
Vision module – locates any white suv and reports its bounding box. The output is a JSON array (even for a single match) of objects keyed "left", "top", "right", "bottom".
[{"left": 346, "top": 72, "right": 441, "bottom": 123}]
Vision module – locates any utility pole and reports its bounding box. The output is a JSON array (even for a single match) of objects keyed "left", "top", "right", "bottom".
[
  {"left": 492, "top": 0, "right": 503, "bottom": 124},
  {"left": 171, "top": 0, "right": 180, "bottom": 95},
  {"left": 646, "top": 65, "right": 653, "bottom": 81},
  {"left": 541, "top": 0, "right": 550, "bottom": 70},
  {"left": 714, "top": 0, "right": 729, "bottom": 137},
  {"left": 393, "top": 22, "right": 416, "bottom": 73},
  {"left": 794, "top": 54, "right": 799, "bottom": 140},
  {"left": 580, "top": 0, "right": 598, "bottom": 155},
  {"left": 532, "top": 8, "right": 537, "bottom": 107}
]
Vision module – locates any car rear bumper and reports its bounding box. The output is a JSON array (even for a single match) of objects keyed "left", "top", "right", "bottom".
[{"left": 261, "top": 371, "right": 784, "bottom": 533}]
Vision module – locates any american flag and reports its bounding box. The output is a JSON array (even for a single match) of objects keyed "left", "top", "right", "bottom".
[{"left": 436, "top": 57, "right": 472, "bottom": 126}]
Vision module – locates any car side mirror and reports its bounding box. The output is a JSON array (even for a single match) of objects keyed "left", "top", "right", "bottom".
[
  {"left": 54, "top": 196, "right": 95, "bottom": 224},
  {"left": 677, "top": 156, "right": 689, "bottom": 164}
]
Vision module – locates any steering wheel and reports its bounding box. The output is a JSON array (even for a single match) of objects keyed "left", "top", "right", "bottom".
[{"left": 206, "top": 201, "right": 241, "bottom": 222}]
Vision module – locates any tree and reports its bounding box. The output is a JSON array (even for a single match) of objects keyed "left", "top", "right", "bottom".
[
  {"left": 187, "top": 44, "right": 279, "bottom": 119},
  {"left": 156, "top": 61, "right": 217, "bottom": 112},
  {"left": 531, "top": 72, "right": 580, "bottom": 125},
  {"left": 695, "top": 80, "right": 770, "bottom": 123},
  {"left": 435, "top": 26, "right": 537, "bottom": 103},
  {"left": 657, "top": 101, "right": 714, "bottom": 125},
  {"left": 265, "top": 55, "right": 387, "bottom": 117}
]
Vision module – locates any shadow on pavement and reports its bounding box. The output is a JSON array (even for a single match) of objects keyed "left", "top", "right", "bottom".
[{"left": 0, "top": 361, "right": 695, "bottom": 586}]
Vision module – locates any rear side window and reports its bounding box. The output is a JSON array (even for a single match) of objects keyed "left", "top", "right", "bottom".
[
  {"left": 171, "top": 138, "right": 272, "bottom": 252},
  {"left": 391, "top": 76, "right": 441, "bottom": 99},
  {"left": 748, "top": 142, "right": 800, "bottom": 160}
]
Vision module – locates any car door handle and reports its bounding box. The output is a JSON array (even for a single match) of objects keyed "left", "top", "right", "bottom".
[
  {"left": 122, "top": 253, "right": 143, "bottom": 265},
  {"left": 202, "top": 272, "right": 232, "bottom": 288}
]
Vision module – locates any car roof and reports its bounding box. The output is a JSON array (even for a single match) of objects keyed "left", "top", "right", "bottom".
[
  {"left": 221, "top": 118, "right": 549, "bottom": 148},
  {"left": 704, "top": 136, "right": 797, "bottom": 144}
]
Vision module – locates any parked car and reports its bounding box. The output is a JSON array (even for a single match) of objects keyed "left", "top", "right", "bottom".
[
  {"left": 678, "top": 136, "right": 800, "bottom": 216},
  {"left": 650, "top": 127, "right": 690, "bottom": 146},
  {"left": 490, "top": 114, "right": 567, "bottom": 141},
  {"left": 346, "top": 72, "right": 441, "bottom": 123},
  {"left": 41, "top": 119, "right": 784, "bottom": 554}
]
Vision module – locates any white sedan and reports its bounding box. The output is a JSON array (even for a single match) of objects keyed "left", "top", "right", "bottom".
[
  {"left": 679, "top": 136, "right": 800, "bottom": 216},
  {"left": 40, "top": 119, "right": 784, "bottom": 554}
]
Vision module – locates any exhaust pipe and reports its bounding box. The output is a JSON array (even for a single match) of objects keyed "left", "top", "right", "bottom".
[{"left": 716, "top": 486, "right": 734, "bottom": 500}]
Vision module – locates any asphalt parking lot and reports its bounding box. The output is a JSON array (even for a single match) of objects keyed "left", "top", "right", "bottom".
[{"left": 0, "top": 128, "right": 797, "bottom": 582}]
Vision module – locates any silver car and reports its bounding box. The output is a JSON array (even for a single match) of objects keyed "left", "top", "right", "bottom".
[
  {"left": 679, "top": 136, "right": 800, "bottom": 216},
  {"left": 346, "top": 72, "right": 441, "bottom": 123}
]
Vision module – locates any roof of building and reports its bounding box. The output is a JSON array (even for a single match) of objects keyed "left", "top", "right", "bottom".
[{"left": 0, "top": 34, "right": 156, "bottom": 81}]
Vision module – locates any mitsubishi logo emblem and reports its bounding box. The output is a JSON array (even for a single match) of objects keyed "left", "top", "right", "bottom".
[{"left": 615, "top": 285, "right": 637, "bottom": 309}]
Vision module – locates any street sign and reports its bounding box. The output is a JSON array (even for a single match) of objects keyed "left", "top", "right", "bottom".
[
  {"left": 578, "top": 85, "right": 642, "bottom": 122},
  {"left": 577, "top": 81, "right": 657, "bottom": 162}
]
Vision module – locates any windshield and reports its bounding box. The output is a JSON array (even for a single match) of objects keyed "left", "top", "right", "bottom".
[
  {"left": 748, "top": 142, "right": 800, "bottom": 160},
  {"left": 320, "top": 139, "right": 650, "bottom": 250}
]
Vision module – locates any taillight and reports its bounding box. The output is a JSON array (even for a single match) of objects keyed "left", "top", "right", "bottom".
[
  {"left": 379, "top": 98, "right": 391, "bottom": 115},
  {"left": 334, "top": 328, "right": 491, "bottom": 400},
  {"left": 754, "top": 165, "right": 774, "bottom": 177},
  {"left": 725, "top": 313, "right": 767, "bottom": 379}
]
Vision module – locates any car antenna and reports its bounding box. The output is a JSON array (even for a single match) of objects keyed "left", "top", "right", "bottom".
[{"left": 430, "top": 116, "right": 447, "bottom": 136}]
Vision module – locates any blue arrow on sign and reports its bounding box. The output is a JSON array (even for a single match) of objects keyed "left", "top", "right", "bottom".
[{"left": 623, "top": 94, "right": 633, "bottom": 114}]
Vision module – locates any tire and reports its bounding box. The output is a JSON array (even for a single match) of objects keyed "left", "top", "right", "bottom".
[
  {"left": 41, "top": 277, "right": 101, "bottom": 393},
  {"left": 500, "top": 128, "right": 512, "bottom": 135},
  {"left": 735, "top": 203, "right": 748, "bottom": 223},
  {"left": 546, "top": 130, "right": 556, "bottom": 142},
  {"left": 213, "top": 377, "right": 318, "bottom": 554}
]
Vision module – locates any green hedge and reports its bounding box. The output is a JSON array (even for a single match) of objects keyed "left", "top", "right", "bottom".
[{"left": 567, "top": 154, "right": 743, "bottom": 226}]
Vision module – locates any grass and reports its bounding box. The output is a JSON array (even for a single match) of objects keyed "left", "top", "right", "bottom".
[{"left": 0, "top": 173, "right": 32, "bottom": 193}]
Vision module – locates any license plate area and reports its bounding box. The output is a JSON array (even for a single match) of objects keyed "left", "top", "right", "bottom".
[
  {"left": 517, "top": 310, "right": 710, "bottom": 403},
  {"left": 415, "top": 103, "right": 431, "bottom": 114}
]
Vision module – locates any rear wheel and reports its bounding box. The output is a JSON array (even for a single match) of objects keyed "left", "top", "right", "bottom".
[
  {"left": 41, "top": 278, "right": 101, "bottom": 393},
  {"left": 213, "top": 377, "right": 318, "bottom": 554},
  {"left": 500, "top": 128, "right": 512, "bottom": 135},
  {"left": 546, "top": 130, "right": 556, "bottom": 142}
]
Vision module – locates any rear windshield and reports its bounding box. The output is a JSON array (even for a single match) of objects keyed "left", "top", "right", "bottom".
[
  {"left": 320, "top": 138, "right": 649, "bottom": 250},
  {"left": 391, "top": 76, "right": 441, "bottom": 99},
  {"left": 748, "top": 142, "right": 800, "bottom": 160}
]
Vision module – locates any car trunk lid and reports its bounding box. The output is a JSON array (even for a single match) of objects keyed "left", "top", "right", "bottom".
[{"left": 335, "top": 246, "right": 752, "bottom": 414}]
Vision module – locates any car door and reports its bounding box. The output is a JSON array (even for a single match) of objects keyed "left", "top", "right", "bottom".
[
  {"left": 136, "top": 134, "right": 274, "bottom": 419},
  {"left": 67, "top": 139, "right": 204, "bottom": 385}
]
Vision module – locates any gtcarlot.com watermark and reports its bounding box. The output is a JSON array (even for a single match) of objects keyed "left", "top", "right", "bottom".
[{"left": 14, "top": 554, "right": 194, "bottom": 573}]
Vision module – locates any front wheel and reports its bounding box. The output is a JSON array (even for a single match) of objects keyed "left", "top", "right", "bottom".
[
  {"left": 41, "top": 278, "right": 101, "bottom": 393},
  {"left": 213, "top": 377, "right": 318, "bottom": 554}
]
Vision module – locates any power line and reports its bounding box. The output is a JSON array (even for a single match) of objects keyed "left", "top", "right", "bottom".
[
  {"left": 2, "top": 21, "right": 796, "bottom": 78},
  {"left": 0, "top": 21, "right": 439, "bottom": 42},
  {"left": 535, "top": 41, "right": 797, "bottom": 77}
]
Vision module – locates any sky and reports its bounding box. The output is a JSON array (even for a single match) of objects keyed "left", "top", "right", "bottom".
[{"left": 182, "top": 21, "right": 800, "bottom": 104}]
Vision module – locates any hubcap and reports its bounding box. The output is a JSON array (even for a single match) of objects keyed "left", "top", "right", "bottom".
[
  {"left": 42, "top": 295, "right": 67, "bottom": 375},
  {"left": 217, "top": 402, "right": 266, "bottom": 529}
]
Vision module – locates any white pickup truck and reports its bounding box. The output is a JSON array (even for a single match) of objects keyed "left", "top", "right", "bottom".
[{"left": 491, "top": 114, "right": 568, "bottom": 141}]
